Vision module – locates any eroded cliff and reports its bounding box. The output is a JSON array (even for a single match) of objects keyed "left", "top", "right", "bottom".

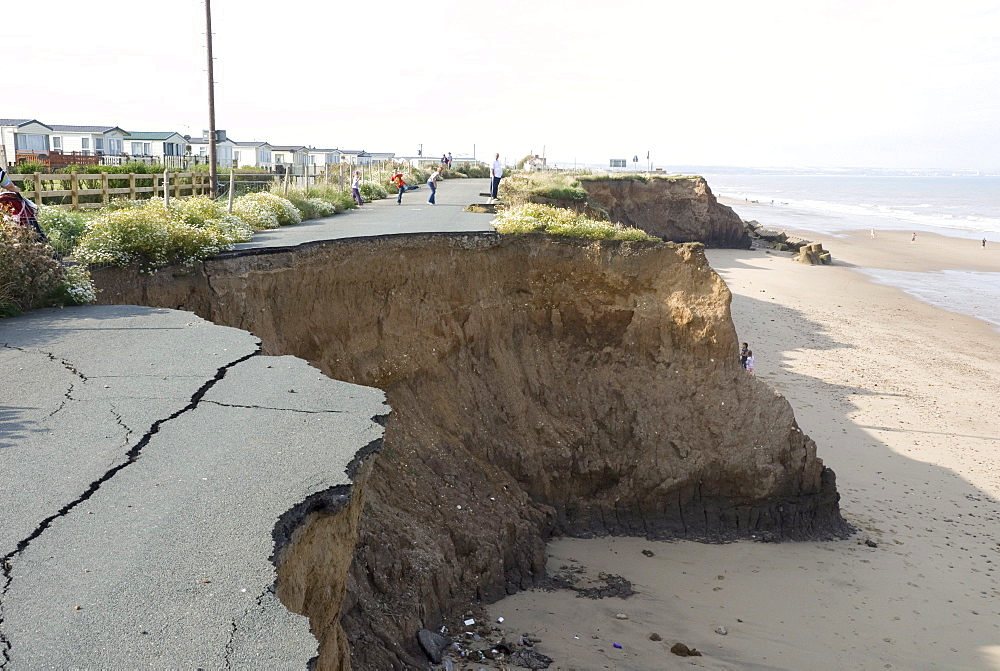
[
  {"left": 576, "top": 176, "right": 751, "bottom": 248},
  {"left": 92, "top": 232, "right": 847, "bottom": 669}
]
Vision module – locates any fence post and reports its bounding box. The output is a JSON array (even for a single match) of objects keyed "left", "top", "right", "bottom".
[
  {"left": 129, "top": 173, "right": 136, "bottom": 201},
  {"left": 228, "top": 166, "right": 235, "bottom": 214},
  {"left": 68, "top": 172, "right": 78, "bottom": 209},
  {"left": 101, "top": 172, "right": 109, "bottom": 205},
  {"left": 283, "top": 170, "right": 290, "bottom": 197},
  {"left": 163, "top": 170, "right": 170, "bottom": 207},
  {"left": 174, "top": 172, "right": 181, "bottom": 199},
  {"left": 31, "top": 172, "right": 44, "bottom": 207}
]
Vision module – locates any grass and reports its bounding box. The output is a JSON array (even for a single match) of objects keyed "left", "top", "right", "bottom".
[{"left": 493, "top": 203, "right": 655, "bottom": 241}]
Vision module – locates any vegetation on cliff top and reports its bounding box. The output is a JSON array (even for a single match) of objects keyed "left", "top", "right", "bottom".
[
  {"left": 577, "top": 173, "right": 702, "bottom": 183},
  {"left": 498, "top": 172, "right": 589, "bottom": 209},
  {"left": 0, "top": 221, "right": 96, "bottom": 317},
  {"left": 492, "top": 203, "right": 655, "bottom": 241}
]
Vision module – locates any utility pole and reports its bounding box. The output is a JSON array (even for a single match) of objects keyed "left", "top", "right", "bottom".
[{"left": 205, "top": 0, "right": 218, "bottom": 198}]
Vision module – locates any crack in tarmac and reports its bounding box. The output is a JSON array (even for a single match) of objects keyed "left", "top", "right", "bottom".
[
  {"left": 201, "top": 400, "right": 346, "bottom": 414},
  {"left": 0, "top": 346, "right": 261, "bottom": 669}
]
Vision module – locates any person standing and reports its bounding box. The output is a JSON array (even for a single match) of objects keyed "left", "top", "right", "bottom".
[
  {"left": 911, "top": 232, "right": 917, "bottom": 243},
  {"left": 391, "top": 170, "right": 406, "bottom": 204},
  {"left": 447, "top": 152, "right": 453, "bottom": 168},
  {"left": 744, "top": 349, "right": 754, "bottom": 373},
  {"left": 351, "top": 171, "right": 364, "bottom": 207},
  {"left": 490, "top": 153, "right": 503, "bottom": 201},
  {"left": 983, "top": 238, "right": 987, "bottom": 250},
  {"left": 441, "top": 154, "right": 448, "bottom": 167},
  {"left": 739, "top": 342, "right": 749, "bottom": 369},
  {"left": 426, "top": 166, "right": 443, "bottom": 205}
]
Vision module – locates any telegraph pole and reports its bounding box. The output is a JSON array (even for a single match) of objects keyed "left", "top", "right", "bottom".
[{"left": 205, "top": 0, "right": 218, "bottom": 197}]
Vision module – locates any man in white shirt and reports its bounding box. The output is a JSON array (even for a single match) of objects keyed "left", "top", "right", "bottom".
[{"left": 490, "top": 153, "right": 503, "bottom": 201}]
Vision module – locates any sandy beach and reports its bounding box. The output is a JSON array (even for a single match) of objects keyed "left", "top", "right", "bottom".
[{"left": 482, "top": 229, "right": 1000, "bottom": 669}]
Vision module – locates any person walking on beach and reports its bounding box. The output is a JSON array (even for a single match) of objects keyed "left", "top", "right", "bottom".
[
  {"left": 740, "top": 342, "right": 749, "bottom": 369},
  {"left": 351, "top": 171, "right": 364, "bottom": 207},
  {"left": 744, "top": 349, "right": 754, "bottom": 374},
  {"left": 911, "top": 232, "right": 917, "bottom": 243},
  {"left": 870, "top": 228, "right": 876, "bottom": 239},
  {"left": 983, "top": 238, "right": 987, "bottom": 250},
  {"left": 490, "top": 153, "right": 503, "bottom": 201},
  {"left": 391, "top": 170, "right": 406, "bottom": 205},
  {"left": 426, "top": 166, "right": 443, "bottom": 205}
]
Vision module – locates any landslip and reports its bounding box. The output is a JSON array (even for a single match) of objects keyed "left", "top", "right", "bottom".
[{"left": 90, "top": 231, "right": 849, "bottom": 668}]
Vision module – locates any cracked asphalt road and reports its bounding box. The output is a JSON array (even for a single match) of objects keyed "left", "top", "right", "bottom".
[{"left": 0, "top": 306, "right": 388, "bottom": 667}]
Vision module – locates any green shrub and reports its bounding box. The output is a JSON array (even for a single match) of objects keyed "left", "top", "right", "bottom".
[
  {"left": 453, "top": 163, "right": 490, "bottom": 178},
  {"left": 37, "top": 206, "right": 91, "bottom": 255},
  {"left": 280, "top": 188, "right": 338, "bottom": 220},
  {"left": 359, "top": 180, "right": 387, "bottom": 201},
  {"left": 9, "top": 161, "right": 45, "bottom": 175},
  {"left": 305, "top": 184, "right": 357, "bottom": 212},
  {"left": 0, "top": 221, "right": 95, "bottom": 316},
  {"left": 74, "top": 199, "right": 237, "bottom": 272},
  {"left": 492, "top": 203, "right": 654, "bottom": 241}
]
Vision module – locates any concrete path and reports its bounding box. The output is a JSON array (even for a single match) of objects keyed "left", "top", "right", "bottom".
[
  {"left": 0, "top": 306, "right": 388, "bottom": 667},
  {"left": 235, "top": 176, "right": 496, "bottom": 250}
]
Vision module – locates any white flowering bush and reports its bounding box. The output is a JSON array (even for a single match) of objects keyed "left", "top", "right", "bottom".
[
  {"left": 74, "top": 199, "right": 234, "bottom": 272},
  {"left": 234, "top": 192, "right": 301, "bottom": 227},
  {"left": 232, "top": 196, "right": 280, "bottom": 230},
  {"left": 60, "top": 264, "right": 97, "bottom": 304},
  {"left": 359, "top": 181, "right": 388, "bottom": 201},
  {"left": 36, "top": 206, "right": 91, "bottom": 256},
  {"left": 174, "top": 196, "right": 253, "bottom": 244},
  {"left": 492, "top": 203, "right": 654, "bottom": 241}
]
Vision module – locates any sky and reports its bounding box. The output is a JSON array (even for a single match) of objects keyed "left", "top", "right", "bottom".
[{"left": 7, "top": 0, "right": 1000, "bottom": 170}]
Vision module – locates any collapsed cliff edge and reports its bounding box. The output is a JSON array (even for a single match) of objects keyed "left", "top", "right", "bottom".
[
  {"left": 92, "top": 232, "right": 850, "bottom": 669},
  {"left": 525, "top": 175, "right": 751, "bottom": 248}
]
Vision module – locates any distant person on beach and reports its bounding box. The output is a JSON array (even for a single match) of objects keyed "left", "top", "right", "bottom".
[
  {"left": 870, "top": 229, "right": 876, "bottom": 239},
  {"left": 983, "top": 238, "right": 987, "bottom": 250},
  {"left": 490, "top": 153, "right": 503, "bottom": 201},
  {"left": 740, "top": 342, "right": 749, "bottom": 369},
  {"left": 391, "top": 170, "right": 406, "bottom": 204},
  {"left": 426, "top": 166, "right": 443, "bottom": 205},
  {"left": 744, "top": 350, "right": 754, "bottom": 373},
  {"left": 351, "top": 171, "right": 364, "bottom": 207},
  {"left": 911, "top": 232, "right": 917, "bottom": 243}
]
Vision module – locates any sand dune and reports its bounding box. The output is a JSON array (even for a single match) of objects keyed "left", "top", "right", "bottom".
[{"left": 485, "top": 229, "right": 1000, "bottom": 670}]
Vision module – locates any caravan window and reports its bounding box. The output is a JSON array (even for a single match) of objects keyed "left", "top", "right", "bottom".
[{"left": 15, "top": 134, "right": 48, "bottom": 151}]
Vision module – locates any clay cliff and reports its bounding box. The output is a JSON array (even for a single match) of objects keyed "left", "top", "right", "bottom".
[
  {"left": 92, "top": 232, "right": 847, "bottom": 669},
  {"left": 575, "top": 176, "right": 751, "bottom": 248}
]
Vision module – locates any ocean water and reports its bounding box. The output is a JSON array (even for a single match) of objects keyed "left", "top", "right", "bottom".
[
  {"left": 704, "top": 174, "right": 1000, "bottom": 240},
  {"left": 701, "top": 173, "right": 1000, "bottom": 330}
]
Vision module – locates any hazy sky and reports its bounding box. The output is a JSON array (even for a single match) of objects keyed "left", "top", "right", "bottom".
[{"left": 8, "top": 0, "right": 999, "bottom": 169}]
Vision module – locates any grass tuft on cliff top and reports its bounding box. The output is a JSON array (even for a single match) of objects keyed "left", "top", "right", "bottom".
[
  {"left": 493, "top": 203, "right": 655, "bottom": 241},
  {"left": 577, "top": 173, "right": 701, "bottom": 183}
]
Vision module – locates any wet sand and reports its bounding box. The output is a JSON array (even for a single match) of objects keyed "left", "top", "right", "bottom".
[{"left": 485, "top": 229, "right": 1000, "bottom": 669}]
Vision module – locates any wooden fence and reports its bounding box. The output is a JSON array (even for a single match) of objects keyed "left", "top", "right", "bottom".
[{"left": 7, "top": 171, "right": 213, "bottom": 209}]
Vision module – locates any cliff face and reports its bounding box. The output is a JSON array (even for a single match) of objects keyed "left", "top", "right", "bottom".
[
  {"left": 576, "top": 176, "right": 751, "bottom": 248},
  {"left": 92, "top": 233, "right": 847, "bottom": 669}
]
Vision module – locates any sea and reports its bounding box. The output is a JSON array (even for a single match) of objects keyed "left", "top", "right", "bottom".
[{"left": 700, "top": 173, "right": 1000, "bottom": 330}]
